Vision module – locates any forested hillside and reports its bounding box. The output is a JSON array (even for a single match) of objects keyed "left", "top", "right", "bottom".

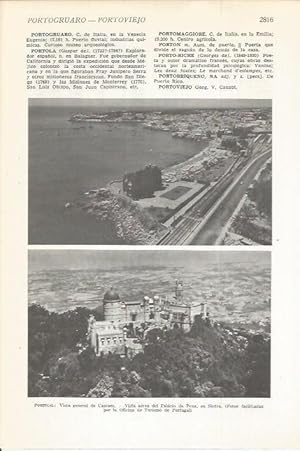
[{"left": 28, "top": 304, "right": 270, "bottom": 398}]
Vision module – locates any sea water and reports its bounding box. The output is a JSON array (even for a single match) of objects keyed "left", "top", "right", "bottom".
[{"left": 29, "top": 105, "right": 202, "bottom": 244}]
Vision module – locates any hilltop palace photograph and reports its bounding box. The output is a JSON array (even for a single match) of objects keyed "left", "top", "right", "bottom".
[
  {"left": 29, "top": 98, "right": 272, "bottom": 246},
  {"left": 28, "top": 249, "right": 271, "bottom": 398}
]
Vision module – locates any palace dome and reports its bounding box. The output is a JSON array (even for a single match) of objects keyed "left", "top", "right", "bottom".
[{"left": 103, "top": 287, "right": 120, "bottom": 302}]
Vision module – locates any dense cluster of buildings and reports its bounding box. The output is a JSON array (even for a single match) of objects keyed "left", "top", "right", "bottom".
[
  {"left": 88, "top": 280, "right": 208, "bottom": 357},
  {"left": 70, "top": 108, "right": 272, "bottom": 144},
  {"left": 142, "top": 109, "right": 272, "bottom": 142}
]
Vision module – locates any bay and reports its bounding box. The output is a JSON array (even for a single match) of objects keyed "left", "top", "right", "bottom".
[{"left": 29, "top": 105, "right": 202, "bottom": 244}]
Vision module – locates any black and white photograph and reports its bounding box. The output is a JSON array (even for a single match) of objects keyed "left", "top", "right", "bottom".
[
  {"left": 29, "top": 98, "right": 272, "bottom": 245},
  {"left": 28, "top": 250, "right": 271, "bottom": 398}
]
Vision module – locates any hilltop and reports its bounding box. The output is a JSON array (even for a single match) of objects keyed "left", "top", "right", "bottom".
[{"left": 28, "top": 304, "right": 270, "bottom": 398}]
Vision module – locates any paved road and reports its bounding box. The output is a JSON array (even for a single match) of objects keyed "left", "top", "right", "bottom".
[
  {"left": 189, "top": 150, "right": 271, "bottom": 245},
  {"left": 158, "top": 158, "right": 243, "bottom": 245}
]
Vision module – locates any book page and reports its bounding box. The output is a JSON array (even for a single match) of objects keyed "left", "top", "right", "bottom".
[{"left": 0, "top": 0, "right": 299, "bottom": 449}]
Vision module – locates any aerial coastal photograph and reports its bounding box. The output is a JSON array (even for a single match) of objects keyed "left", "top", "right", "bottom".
[
  {"left": 29, "top": 98, "right": 272, "bottom": 245},
  {"left": 28, "top": 250, "right": 271, "bottom": 398}
]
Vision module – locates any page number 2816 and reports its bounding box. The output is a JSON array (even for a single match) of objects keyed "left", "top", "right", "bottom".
[{"left": 259, "top": 17, "right": 274, "bottom": 22}]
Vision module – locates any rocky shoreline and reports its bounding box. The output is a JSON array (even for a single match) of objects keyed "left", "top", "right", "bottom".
[
  {"left": 66, "top": 136, "right": 237, "bottom": 244},
  {"left": 73, "top": 188, "right": 165, "bottom": 244},
  {"left": 65, "top": 107, "right": 271, "bottom": 244}
]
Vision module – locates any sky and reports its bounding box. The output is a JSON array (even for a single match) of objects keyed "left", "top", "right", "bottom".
[
  {"left": 29, "top": 249, "right": 270, "bottom": 271},
  {"left": 29, "top": 98, "right": 271, "bottom": 110}
]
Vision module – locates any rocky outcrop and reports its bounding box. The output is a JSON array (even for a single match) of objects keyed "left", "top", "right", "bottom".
[{"left": 77, "top": 188, "right": 164, "bottom": 244}]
